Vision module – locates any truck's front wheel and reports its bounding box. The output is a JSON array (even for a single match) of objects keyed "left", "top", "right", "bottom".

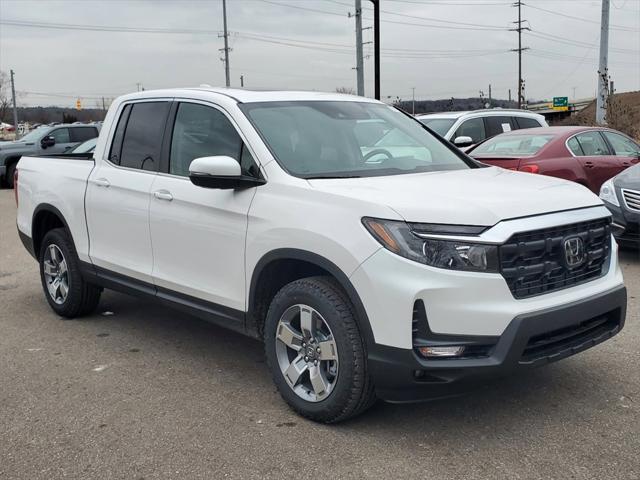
[
  {"left": 39, "top": 228, "right": 102, "bottom": 318},
  {"left": 264, "top": 276, "right": 375, "bottom": 423}
]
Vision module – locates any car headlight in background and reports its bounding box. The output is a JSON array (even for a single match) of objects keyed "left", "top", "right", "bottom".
[
  {"left": 362, "top": 217, "right": 499, "bottom": 273},
  {"left": 599, "top": 178, "right": 620, "bottom": 207}
]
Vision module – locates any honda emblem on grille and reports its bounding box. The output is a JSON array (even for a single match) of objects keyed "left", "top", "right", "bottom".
[{"left": 564, "top": 236, "right": 586, "bottom": 268}]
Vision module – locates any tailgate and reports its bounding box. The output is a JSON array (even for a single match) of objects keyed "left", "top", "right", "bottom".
[{"left": 474, "top": 157, "right": 522, "bottom": 171}]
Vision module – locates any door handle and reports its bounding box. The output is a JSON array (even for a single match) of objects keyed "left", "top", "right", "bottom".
[
  {"left": 153, "top": 190, "right": 173, "bottom": 201},
  {"left": 93, "top": 178, "right": 110, "bottom": 187},
  {"left": 584, "top": 162, "right": 594, "bottom": 168}
]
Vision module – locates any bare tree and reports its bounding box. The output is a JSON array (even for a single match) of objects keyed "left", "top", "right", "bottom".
[
  {"left": 335, "top": 87, "right": 356, "bottom": 95},
  {"left": 0, "top": 71, "right": 12, "bottom": 123}
]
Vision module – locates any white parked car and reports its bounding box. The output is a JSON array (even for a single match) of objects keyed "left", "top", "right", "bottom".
[
  {"left": 16, "top": 88, "right": 625, "bottom": 423},
  {"left": 417, "top": 109, "right": 548, "bottom": 149}
]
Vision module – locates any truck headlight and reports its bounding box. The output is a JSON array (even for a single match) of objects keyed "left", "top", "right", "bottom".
[
  {"left": 362, "top": 217, "right": 499, "bottom": 273},
  {"left": 599, "top": 178, "right": 620, "bottom": 207}
]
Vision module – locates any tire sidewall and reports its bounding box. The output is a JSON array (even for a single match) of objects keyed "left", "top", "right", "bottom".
[
  {"left": 39, "top": 229, "right": 83, "bottom": 317},
  {"left": 264, "top": 279, "right": 361, "bottom": 419}
]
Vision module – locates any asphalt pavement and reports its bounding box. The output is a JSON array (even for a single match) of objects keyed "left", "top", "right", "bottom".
[{"left": 0, "top": 190, "right": 638, "bottom": 479}]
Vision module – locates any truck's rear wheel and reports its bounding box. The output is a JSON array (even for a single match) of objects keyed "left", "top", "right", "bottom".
[
  {"left": 5, "top": 162, "right": 16, "bottom": 189},
  {"left": 39, "top": 228, "right": 102, "bottom": 318},
  {"left": 264, "top": 276, "right": 375, "bottom": 423}
]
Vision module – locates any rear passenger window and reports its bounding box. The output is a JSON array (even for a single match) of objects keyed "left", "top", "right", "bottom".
[
  {"left": 70, "top": 127, "right": 98, "bottom": 143},
  {"left": 515, "top": 117, "right": 541, "bottom": 129},
  {"left": 575, "top": 132, "right": 610, "bottom": 156},
  {"left": 108, "top": 104, "right": 132, "bottom": 164},
  {"left": 453, "top": 118, "right": 486, "bottom": 144},
  {"left": 119, "top": 102, "right": 170, "bottom": 171},
  {"left": 485, "top": 116, "right": 513, "bottom": 137},
  {"left": 169, "top": 102, "right": 259, "bottom": 177},
  {"left": 567, "top": 136, "right": 584, "bottom": 156}
]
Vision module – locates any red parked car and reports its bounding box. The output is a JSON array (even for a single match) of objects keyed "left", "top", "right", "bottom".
[{"left": 468, "top": 126, "right": 640, "bottom": 193}]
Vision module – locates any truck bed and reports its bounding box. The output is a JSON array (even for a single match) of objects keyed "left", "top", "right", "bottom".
[{"left": 16, "top": 155, "right": 95, "bottom": 262}]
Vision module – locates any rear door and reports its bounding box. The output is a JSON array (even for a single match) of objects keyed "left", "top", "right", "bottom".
[
  {"left": 86, "top": 100, "right": 171, "bottom": 282},
  {"left": 484, "top": 116, "right": 515, "bottom": 139},
  {"left": 602, "top": 131, "right": 640, "bottom": 170},
  {"left": 571, "top": 131, "right": 621, "bottom": 192},
  {"left": 148, "top": 100, "right": 260, "bottom": 312}
]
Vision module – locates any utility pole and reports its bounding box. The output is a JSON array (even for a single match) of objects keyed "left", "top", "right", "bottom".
[
  {"left": 511, "top": 1, "right": 529, "bottom": 109},
  {"left": 596, "top": 0, "right": 610, "bottom": 125},
  {"left": 240, "top": 74, "right": 244, "bottom": 88},
  {"left": 371, "top": 0, "right": 380, "bottom": 100},
  {"left": 136, "top": 82, "right": 143, "bottom": 92},
  {"left": 412, "top": 87, "right": 415, "bottom": 115},
  {"left": 508, "top": 89, "right": 512, "bottom": 103},
  {"left": 221, "top": 0, "right": 231, "bottom": 87},
  {"left": 354, "top": 0, "right": 365, "bottom": 96},
  {"left": 102, "top": 97, "right": 106, "bottom": 111},
  {"left": 572, "top": 86, "right": 577, "bottom": 99},
  {"left": 488, "top": 84, "right": 492, "bottom": 107},
  {"left": 10, "top": 69, "right": 18, "bottom": 137}
]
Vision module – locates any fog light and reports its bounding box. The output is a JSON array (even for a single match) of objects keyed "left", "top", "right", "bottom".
[{"left": 418, "top": 346, "right": 466, "bottom": 358}]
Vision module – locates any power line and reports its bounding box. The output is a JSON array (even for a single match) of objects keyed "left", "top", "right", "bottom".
[{"left": 527, "top": 3, "right": 637, "bottom": 31}]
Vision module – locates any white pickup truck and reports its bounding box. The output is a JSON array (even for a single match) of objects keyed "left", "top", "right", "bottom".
[{"left": 16, "top": 88, "right": 626, "bottom": 423}]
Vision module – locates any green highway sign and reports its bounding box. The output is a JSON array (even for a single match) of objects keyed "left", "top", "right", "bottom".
[{"left": 553, "top": 97, "right": 569, "bottom": 110}]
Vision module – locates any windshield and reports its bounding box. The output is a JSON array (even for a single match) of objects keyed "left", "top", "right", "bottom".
[
  {"left": 472, "top": 134, "right": 556, "bottom": 157},
  {"left": 240, "top": 101, "right": 472, "bottom": 178},
  {"left": 418, "top": 118, "right": 456, "bottom": 137},
  {"left": 71, "top": 137, "right": 97, "bottom": 153},
  {"left": 17, "top": 127, "right": 49, "bottom": 143}
]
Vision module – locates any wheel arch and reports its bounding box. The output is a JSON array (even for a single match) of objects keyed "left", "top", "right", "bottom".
[
  {"left": 248, "top": 248, "right": 375, "bottom": 348},
  {"left": 31, "top": 203, "right": 75, "bottom": 259}
]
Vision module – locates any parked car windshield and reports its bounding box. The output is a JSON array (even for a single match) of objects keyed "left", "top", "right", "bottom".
[
  {"left": 418, "top": 118, "right": 456, "bottom": 137},
  {"left": 240, "top": 101, "right": 473, "bottom": 178},
  {"left": 16, "top": 127, "right": 49, "bottom": 143},
  {"left": 471, "top": 134, "right": 556, "bottom": 157},
  {"left": 70, "top": 137, "right": 98, "bottom": 153}
]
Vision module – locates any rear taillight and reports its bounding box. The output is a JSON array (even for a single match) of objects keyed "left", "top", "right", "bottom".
[
  {"left": 14, "top": 168, "right": 18, "bottom": 206},
  {"left": 518, "top": 164, "right": 540, "bottom": 174}
]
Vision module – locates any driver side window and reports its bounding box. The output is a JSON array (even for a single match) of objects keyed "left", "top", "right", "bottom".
[
  {"left": 49, "top": 128, "right": 70, "bottom": 143},
  {"left": 170, "top": 102, "right": 259, "bottom": 178},
  {"left": 453, "top": 118, "right": 485, "bottom": 144}
]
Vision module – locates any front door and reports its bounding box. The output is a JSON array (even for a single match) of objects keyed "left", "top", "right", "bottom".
[
  {"left": 86, "top": 100, "right": 171, "bottom": 283},
  {"left": 149, "top": 101, "right": 261, "bottom": 311},
  {"left": 42, "top": 128, "right": 77, "bottom": 154}
]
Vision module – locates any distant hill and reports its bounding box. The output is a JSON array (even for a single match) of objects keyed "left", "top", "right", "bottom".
[
  {"left": 556, "top": 91, "right": 640, "bottom": 139},
  {"left": 395, "top": 97, "right": 518, "bottom": 115},
  {"left": 7, "top": 106, "right": 107, "bottom": 125}
]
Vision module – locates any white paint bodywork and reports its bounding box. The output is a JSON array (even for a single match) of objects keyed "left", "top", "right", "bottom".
[{"left": 16, "top": 87, "right": 624, "bottom": 350}]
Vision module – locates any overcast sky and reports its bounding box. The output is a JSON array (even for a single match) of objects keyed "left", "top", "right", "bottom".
[{"left": 0, "top": 0, "right": 638, "bottom": 107}]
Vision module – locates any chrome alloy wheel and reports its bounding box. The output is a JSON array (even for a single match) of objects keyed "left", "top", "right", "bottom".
[
  {"left": 43, "top": 244, "right": 69, "bottom": 305},
  {"left": 275, "top": 304, "right": 339, "bottom": 402}
]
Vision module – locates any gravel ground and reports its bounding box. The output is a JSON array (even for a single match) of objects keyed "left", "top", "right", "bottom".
[{"left": 0, "top": 190, "right": 638, "bottom": 479}]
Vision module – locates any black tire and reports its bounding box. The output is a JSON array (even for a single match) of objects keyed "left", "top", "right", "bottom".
[
  {"left": 264, "top": 276, "right": 375, "bottom": 423},
  {"left": 39, "top": 228, "right": 102, "bottom": 318},
  {"left": 5, "top": 162, "right": 16, "bottom": 189}
]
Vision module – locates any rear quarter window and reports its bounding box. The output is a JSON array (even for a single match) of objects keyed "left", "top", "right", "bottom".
[
  {"left": 514, "top": 117, "right": 543, "bottom": 129},
  {"left": 70, "top": 127, "right": 98, "bottom": 143}
]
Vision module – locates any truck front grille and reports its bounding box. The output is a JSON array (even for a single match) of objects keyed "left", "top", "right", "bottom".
[
  {"left": 499, "top": 218, "right": 611, "bottom": 299},
  {"left": 622, "top": 188, "right": 640, "bottom": 212}
]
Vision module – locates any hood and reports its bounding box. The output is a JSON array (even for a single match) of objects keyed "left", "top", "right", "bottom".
[
  {"left": 308, "top": 166, "right": 603, "bottom": 226},
  {"left": 614, "top": 163, "right": 640, "bottom": 190},
  {"left": 0, "top": 141, "right": 31, "bottom": 150}
]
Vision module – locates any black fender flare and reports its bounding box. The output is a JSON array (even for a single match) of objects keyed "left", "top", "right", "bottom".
[
  {"left": 248, "top": 248, "right": 376, "bottom": 348},
  {"left": 31, "top": 203, "right": 75, "bottom": 257}
]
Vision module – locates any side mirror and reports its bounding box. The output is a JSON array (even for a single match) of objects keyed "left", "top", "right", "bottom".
[
  {"left": 188, "top": 156, "right": 265, "bottom": 189},
  {"left": 41, "top": 136, "right": 56, "bottom": 148},
  {"left": 453, "top": 136, "right": 473, "bottom": 148}
]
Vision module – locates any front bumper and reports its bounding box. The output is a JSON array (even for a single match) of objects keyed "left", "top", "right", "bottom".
[
  {"left": 605, "top": 200, "right": 640, "bottom": 247},
  {"left": 369, "top": 285, "right": 627, "bottom": 402}
]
